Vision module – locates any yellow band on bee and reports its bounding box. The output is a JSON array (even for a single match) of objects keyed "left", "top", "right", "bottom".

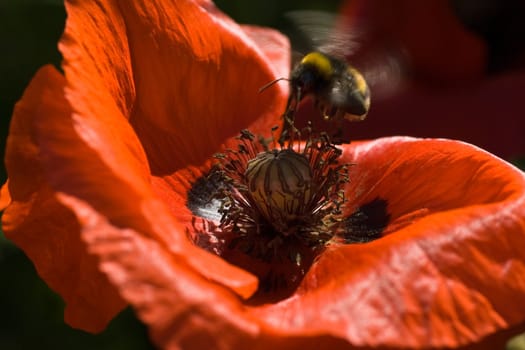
[
  {"left": 301, "top": 52, "right": 333, "bottom": 79},
  {"left": 348, "top": 67, "right": 368, "bottom": 94}
]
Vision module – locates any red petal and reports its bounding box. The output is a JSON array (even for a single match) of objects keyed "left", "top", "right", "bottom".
[
  {"left": 2, "top": 66, "right": 126, "bottom": 332},
  {"left": 5, "top": 0, "right": 291, "bottom": 332},
  {"left": 252, "top": 137, "right": 525, "bottom": 348},
  {"left": 0, "top": 181, "right": 11, "bottom": 210},
  {"left": 61, "top": 0, "right": 288, "bottom": 176},
  {"left": 4, "top": 60, "right": 258, "bottom": 331},
  {"left": 57, "top": 193, "right": 262, "bottom": 349},
  {"left": 47, "top": 136, "right": 525, "bottom": 349},
  {"left": 61, "top": 0, "right": 266, "bottom": 297}
]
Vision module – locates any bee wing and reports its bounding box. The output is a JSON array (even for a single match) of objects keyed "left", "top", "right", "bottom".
[
  {"left": 285, "top": 10, "right": 362, "bottom": 59},
  {"left": 353, "top": 50, "right": 406, "bottom": 100}
]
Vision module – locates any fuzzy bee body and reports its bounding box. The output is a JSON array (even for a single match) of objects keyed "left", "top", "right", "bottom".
[
  {"left": 279, "top": 51, "right": 371, "bottom": 143},
  {"left": 289, "top": 52, "right": 370, "bottom": 121},
  {"left": 256, "top": 10, "right": 396, "bottom": 143}
]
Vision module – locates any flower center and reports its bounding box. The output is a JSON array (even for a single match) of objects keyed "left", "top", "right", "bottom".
[
  {"left": 189, "top": 129, "right": 350, "bottom": 300},
  {"left": 246, "top": 149, "right": 314, "bottom": 235}
]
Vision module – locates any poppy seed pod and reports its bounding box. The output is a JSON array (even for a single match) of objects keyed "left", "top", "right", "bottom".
[{"left": 246, "top": 149, "right": 314, "bottom": 228}]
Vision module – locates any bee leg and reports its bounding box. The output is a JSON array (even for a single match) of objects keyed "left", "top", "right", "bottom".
[
  {"left": 279, "top": 91, "right": 301, "bottom": 145},
  {"left": 279, "top": 94, "right": 293, "bottom": 144},
  {"left": 279, "top": 115, "right": 294, "bottom": 144},
  {"left": 331, "top": 117, "right": 345, "bottom": 145}
]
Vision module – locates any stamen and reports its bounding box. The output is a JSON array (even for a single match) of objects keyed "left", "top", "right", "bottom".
[{"left": 190, "top": 127, "right": 350, "bottom": 300}]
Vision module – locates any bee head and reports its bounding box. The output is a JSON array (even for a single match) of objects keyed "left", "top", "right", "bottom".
[{"left": 292, "top": 52, "right": 334, "bottom": 92}]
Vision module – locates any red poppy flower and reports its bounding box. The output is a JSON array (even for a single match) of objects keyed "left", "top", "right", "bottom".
[{"left": 2, "top": 1, "right": 525, "bottom": 349}]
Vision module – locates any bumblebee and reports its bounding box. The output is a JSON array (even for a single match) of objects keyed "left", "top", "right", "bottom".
[
  {"left": 284, "top": 51, "right": 370, "bottom": 139},
  {"left": 264, "top": 50, "right": 370, "bottom": 143},
  {"left": 259, "top": 11, "right": 372, "bottom": 143},
  {"left": 259, "top": 10, "right": 402, "bottom": 143}
]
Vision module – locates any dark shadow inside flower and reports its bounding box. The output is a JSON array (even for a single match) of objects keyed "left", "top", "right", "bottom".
[
  {"left": 340, "top": 197, "right": 390, "bottom": 243},
  {"left": 186, "top": 131, "right": 391, "bottom": 304}
]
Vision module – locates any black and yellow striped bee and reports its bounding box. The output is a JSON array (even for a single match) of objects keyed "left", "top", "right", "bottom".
[
  {"left": 261, "top": 11, "right": 399, "bottom": 144},
  {"left": 282, "top": 50, "right": 371, "bottom": 142}
]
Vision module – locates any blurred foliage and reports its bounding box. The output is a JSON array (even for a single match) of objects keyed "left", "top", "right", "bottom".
[
  {"left": 0, "top": 0, "right": 65, "bottom": 184},
  {"left": 512, "top": 157, "right": 525, "bottom": 172},
  {"left": 214, "top": 0, "right": 340, "bottom": 28},
  {"left": 451, "top": 0, "right": 525, "bottom": 73}
]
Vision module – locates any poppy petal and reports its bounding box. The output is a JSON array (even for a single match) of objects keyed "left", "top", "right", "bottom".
[
  {"left": 2, "top": 65, "right": 126, "bottom": 332},
  {"left": 253, "top": 137, "right": 525, "bottom": 349},
  {"left": 59, "top": 136, "right": 525, "bottom": 348},
  {"left": 57, "top": 193, "right": 262, "bottom": 349},
  {"left": 0, "top": 181, "right": 11, "bottom": 210},
  {"left": 61, "top": 0, "right": 271, "bottom": 296},
  {"left": 5, "top": 0, "right": 290, "bottom": 332},
  {"left": 60, "top": 0, "right": 288, "bottom": 177},
  {"left": 4, "top": 61, "right": 259, "bottom": 332},
  {"left": 7, "top": 0, "right": 523, "bottom": 348}
]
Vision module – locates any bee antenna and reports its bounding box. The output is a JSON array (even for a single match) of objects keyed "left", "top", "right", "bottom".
[{"left": 258, "top": 77, "right": 290, "bottom": 93}]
